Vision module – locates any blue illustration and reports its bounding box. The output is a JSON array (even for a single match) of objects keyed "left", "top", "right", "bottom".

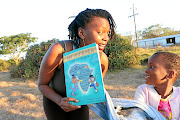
[
  {"left": 63, "top": 43, "right": 105, "bottom": 105},
  {"left": 70, "top": 75, "right": 82, "bottom": 96},
  {"left": 88, "top": 75, "right": 99, "bottom": 92},
  {"left": 69, "top": 64, "right": 93, "bottom": 93}
]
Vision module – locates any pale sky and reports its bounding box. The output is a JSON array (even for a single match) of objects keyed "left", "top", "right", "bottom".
[{"left": 0, "top": 0, "right": 180, "bottom": 44}]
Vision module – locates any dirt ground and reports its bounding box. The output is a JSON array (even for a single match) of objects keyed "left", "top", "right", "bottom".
[{"left": 0, "top": 68, "right": 180, "bottom": 120}]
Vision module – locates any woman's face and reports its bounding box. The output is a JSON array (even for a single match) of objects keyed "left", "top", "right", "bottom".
[{"left": 80, "top": 17, "right": 110, "bottom": 53}]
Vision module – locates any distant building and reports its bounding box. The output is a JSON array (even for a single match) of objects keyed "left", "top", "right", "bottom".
[{"left": 133, "top": 34, "right": 180, "bottom": 48}]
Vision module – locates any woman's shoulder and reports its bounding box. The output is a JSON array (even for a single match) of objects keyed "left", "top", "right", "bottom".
[
  {"left": 57, "top": 40, "right": 73, "bottom": 52},
  {"left": 49, "top": 42, "right": 64, "bottom": 54},
  {"left": 100, "top": 52, "right": 108, "bottom": 66},
  {"left": 56, "top": 40, "right": 71, "bottom": 44},
  {"left": 50, "top": 40, "right": 72, "bottom": 52},
  {"left": 100, "top": 52, "right": 108, "bottom": 60},
  {"left": 54, "top": 40, "right": 71, "bottom": 46}
]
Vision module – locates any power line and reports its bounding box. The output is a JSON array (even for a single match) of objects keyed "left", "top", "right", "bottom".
[{"left": 129, "top": 4, "right": 139, "bottom": 47}]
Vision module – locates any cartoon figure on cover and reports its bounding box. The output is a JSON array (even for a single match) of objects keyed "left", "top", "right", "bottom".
[
  {"left": 88, "top": 75, "right": 99, "bottom": 92},
  {"left": 70, "top": 75, "right": 82, "bottom": 96}
]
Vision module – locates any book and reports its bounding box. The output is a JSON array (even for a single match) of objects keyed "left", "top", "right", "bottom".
[{"left": 63, "top": 43, "right": 106, "bottom": 106}]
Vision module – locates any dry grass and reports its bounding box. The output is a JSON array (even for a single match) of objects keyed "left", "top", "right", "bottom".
[
  {"left": 0, "top": 71, "right": 44, "bottom": 120},
  {"left": 1, "top": 67, "right": 180, "bottom": 120}
]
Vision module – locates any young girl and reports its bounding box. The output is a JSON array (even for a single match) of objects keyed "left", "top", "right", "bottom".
[
  {"left": 134, "top": 52, "right": 180, "bottom": 119},
  {"left": 38, "top": 8, "right": 116, "bottom": 120}
]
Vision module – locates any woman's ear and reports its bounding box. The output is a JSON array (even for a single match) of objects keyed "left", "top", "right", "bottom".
[{"left": 78, "top": 27, "right": 85, "bottom": 40}]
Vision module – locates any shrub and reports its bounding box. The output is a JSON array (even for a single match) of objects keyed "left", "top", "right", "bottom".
[
  {"left": 104, "top": 34, "right": 140, "bottom": 70},
  {"left": 0, "top": 59, "right": 8, "bottom": 71},
  {"left": 10, "top": 39, "right": 58, "bottom": 79},
  {"left": 0, "top": 59, "right": 16, "bottom": 71},
  {"left": 10, "top": 35, "right": 141, "bottom": 79}
]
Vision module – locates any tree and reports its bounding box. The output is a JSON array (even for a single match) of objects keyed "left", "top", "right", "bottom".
[
  {"left": 138, "top": 24, "right": 180, "bottom": 39},
  {"left": 0, "top": 33, "right": 37, "bottom": 65},
  {"left": 10, "top": 39, "right": 58, "bottom": 79}
]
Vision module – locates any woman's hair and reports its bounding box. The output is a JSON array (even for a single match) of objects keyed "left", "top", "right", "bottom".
[
  {"left": 68, "top": 8, "right": 116, "bottom": 48},
  {"left": 153, "top": 52, "right": 180, "bottom": 79}
]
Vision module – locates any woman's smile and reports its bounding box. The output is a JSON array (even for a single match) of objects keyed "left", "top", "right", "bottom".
[{"left": 98, "top": 44, "right": 106, "bottom": 51}]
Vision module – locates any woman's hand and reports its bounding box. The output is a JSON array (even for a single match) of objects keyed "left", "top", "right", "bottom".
[{"left": 59, "top": 97, "right": 81, "bottom": 112}]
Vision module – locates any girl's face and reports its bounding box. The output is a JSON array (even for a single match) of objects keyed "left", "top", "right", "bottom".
[
  {"left": 145, "top": 55, "right": 168, "bottom": 86},
  {"left": 80, "top": 17, "right": 110, "bottom": 53}
]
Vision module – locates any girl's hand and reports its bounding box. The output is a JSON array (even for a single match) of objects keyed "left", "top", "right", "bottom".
[{"left": 59, "top": 97, "right": 81, "bottom": 112}]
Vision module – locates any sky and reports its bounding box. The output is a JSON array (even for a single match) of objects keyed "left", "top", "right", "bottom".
[
  {"left": 1, "top": 0, "right": 180, "bottom": 44},
  {"left": 0, "top": 0, "right": 180, "bottom": 59}
]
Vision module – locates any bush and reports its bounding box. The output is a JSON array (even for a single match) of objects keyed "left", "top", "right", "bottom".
[
  {"left": 10, "top": 35, "right": 141, "bottom": 79},
  {"left": 0, "top": 59, "right": 8, "bottom": 71},
  {"left": 104, "top": 34, "right": 140, "bottom": 70},
  {"left": 0, "top": 59, "right": 16, "bottom": 71},
  {"left": 10, "top": 39, "right": 58, "bottom": 79}
]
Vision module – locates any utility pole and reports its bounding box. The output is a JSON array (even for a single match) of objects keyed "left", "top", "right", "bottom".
[
  {"left": 129, "top": 4, "right": 139, "bottom": 47},
  {"left": 68, "top": 16, "right": 76, "bottom": 19}
]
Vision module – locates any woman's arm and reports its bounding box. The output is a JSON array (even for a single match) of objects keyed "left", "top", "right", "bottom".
[
  {"left": 38, "top": 42, "right": 80, "bottom": 112},
  {"left": 38, "top": 42, "right": 63, "bottom": 104},
  {"left": 100, "top": 52, "right": 109, "bottom": 78}
]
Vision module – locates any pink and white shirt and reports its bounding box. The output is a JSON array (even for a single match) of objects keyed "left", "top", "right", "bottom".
[
  {"left": 158, "top": 93, "right": 172, "bottom": 120},
  {"left": 134, "top": 84, "right": 180, "bottom": 120}
]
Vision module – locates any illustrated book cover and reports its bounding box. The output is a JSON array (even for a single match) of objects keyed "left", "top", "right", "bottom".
[{"left": 63, "top": 43, "right": 105, "bottom": 106}]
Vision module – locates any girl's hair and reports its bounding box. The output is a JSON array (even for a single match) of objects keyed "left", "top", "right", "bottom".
[
  {"left": 68, "top": 8, "right": 116, "bottom": 48},
  {"left": 153, "top": 52, "right": 180, "bottom": 79}
]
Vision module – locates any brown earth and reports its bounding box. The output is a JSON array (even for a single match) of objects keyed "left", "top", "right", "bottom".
[{"left": 0, "top": 68, "right": 179, "bottom": 120}]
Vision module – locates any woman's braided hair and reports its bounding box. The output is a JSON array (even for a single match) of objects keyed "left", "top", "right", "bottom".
[
  {"left": 153, "top": 52, "right": 180, "bottom": 80},
  {"left": 68, "top": 8, "right": 116, "bottom": 48}
]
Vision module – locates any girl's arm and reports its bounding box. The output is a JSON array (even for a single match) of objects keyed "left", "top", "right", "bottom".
[
  {"left": 100, "top": 52, "right": 109, "bottom": 78},
  {"left": 38, "top": 42, "right": 80, "bottom": 112}
]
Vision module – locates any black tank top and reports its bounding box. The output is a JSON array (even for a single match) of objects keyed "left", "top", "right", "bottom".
[
  {"left": 49, "top": 41, "right": 67, "bottom": 97},
  {"left": 49, "top": 41, "right": 102, "bottom": 97}
]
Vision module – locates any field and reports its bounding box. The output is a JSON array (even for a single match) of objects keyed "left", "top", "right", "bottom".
[
  {"left": 0, "top": 67, "right": 147, "bottom": 120},
  {"left": 1, "top": 68, "right": 179, "bottom": 120},
  {"left": 1, "top": 46, "right": 180, "bottom": 120}
]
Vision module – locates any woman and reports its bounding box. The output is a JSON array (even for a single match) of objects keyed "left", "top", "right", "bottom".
[{"left": 38, "top": 8, "right": 116, "bottom": 120}]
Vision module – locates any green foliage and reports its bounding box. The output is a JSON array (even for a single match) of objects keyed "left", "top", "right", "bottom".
[
  {"left": 0, "top": 59, "right": 16, "bottom": 71},
  {"left": 11, "top": 35, "right": 141, "bottom": 79},
  {"left": 104, "top": 34, "right": 140, "bottom": 70},
  {"left": 0, "top": 59, "right": 8, "bottom": 71},
  {"left": 138, "top": 24, "right": 180, "bottom": 39},
  {"left": 10, "top": 39, "right": 58, "bottom": 79},
  {"left": 0, "top": 33, "right": 37, "bottom": 65},
  {"left": 138, "top": 46, "right": 180, "bottom": 65}
]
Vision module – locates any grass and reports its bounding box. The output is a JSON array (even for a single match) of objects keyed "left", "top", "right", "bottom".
[
  {"left": 137, "top": 45, "right": 180, "bottom": 63},
  {"left": 2, "top": 67, "right": 179, "bottom": 120},
  {"left": 0, "top": 71, "right": 45, "bottom": 120},
  {"left": 1, "top": 46, "right": 180, "bottom": 119},
  {"left": 0, "top": 68, "right": 146, "bottom": 120}
]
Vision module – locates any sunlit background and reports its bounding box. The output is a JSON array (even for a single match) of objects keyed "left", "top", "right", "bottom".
[{"left": 0, "top": 0, "right": 180, "bottom": 59}]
